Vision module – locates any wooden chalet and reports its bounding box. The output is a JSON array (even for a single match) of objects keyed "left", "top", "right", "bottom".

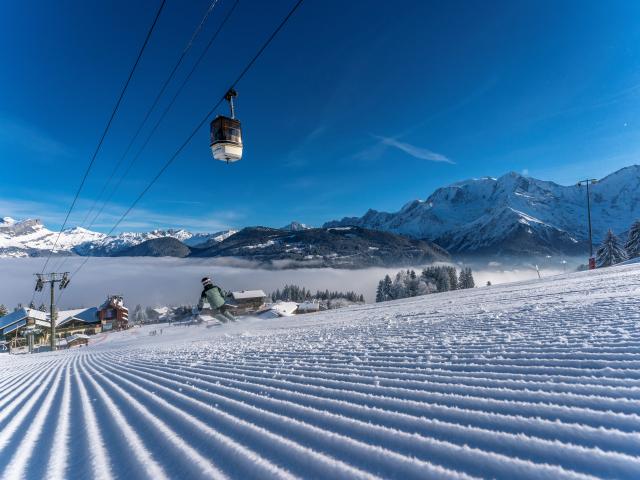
[
  {"left": 0, "top": 307, "right": 100, "bottom": 350},
  {"left": 98, "top": 295, "right": 129, "bottom": 331},
  {"left": 229, "top": 290, "right": 267, "bottom": 315},
  {"left": 0, "top": 295, "right": 129, "bottom": 352},
  {"left": 58, "top": 334, "right": 90, "bottom": 349}
]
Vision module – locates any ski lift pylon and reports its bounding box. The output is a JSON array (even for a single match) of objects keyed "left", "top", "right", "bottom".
[{"left": 210, "top": 88, "right": 243, "bottom": 163}]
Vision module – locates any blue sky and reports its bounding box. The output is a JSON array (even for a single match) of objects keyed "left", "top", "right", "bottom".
[{"left": 1, "top": 0, "right": 640, "bottom": 233}]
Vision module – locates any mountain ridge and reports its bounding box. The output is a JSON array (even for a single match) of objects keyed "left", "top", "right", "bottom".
[
  {"left": 3, "top": 165, "right": 640, "bottom": 259},
  {"left": 324, "top": 165, "right": 640, "bottom": 256}
]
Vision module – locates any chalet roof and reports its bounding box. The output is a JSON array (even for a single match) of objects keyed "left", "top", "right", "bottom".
[
  {"left": 67, "top": 334, "right": 90, "bottom": 342},
  {"left": 0, "top": 307, "right": 99, "bottom": 335},
  {"left": 0, "top": 308, "right": 47, "bottom": 331},
  {"left": 231, "top": 290, "right": 267, "bottom": 300},
  {"left": 298, "top": 300, "right": 320, "bottom": 311},
  {"left": 269, "top": 301, "right": 298, "bottom": 317},
  {"left": 3, "top": 319, "right": 27, "bottom": 335},
  {"left": 57, "top": 307, "right": 99, "bottom": 327}
]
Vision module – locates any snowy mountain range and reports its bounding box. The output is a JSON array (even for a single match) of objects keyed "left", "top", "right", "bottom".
[
  {"left": 3, "top": 165, "right": 640, "bottom": 260},
  {"left": 325, "top": 165, "right": 640, "bottom": 256},
  {"left": 0, "top": 216, "right": 237, "bottom": 258}
]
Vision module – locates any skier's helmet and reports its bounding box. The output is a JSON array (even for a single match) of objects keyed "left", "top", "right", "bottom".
[{"left": 202, "top": 277, "right": 213, "bottom": 287}]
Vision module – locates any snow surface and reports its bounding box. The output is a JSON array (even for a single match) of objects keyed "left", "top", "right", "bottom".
[{"left": 1, "top": 264, "right": 639, "bottom": 479}]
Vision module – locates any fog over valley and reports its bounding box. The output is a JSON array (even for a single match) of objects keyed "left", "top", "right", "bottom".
[{"left": 0, "top": 257, "right": 572, "bottom": 309}]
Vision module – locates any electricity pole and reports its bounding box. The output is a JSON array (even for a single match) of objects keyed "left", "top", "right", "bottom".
[
  {"left": 34, "top": 272, "right": 70, "bottom": 351},
  {"left": 577, "top": 178, "right": 598, "bottom": 269}
]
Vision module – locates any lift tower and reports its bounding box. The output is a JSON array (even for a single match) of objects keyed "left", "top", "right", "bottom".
[{"left": 34, "top": 272, "right": 70, "bottom": 351}]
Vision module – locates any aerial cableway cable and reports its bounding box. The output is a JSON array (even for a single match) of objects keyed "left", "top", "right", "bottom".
[
  {"left": 39, "top": 0, "right": 167, "bottom": 277},
  {"left": 76, "top": 0, "right": 222, "bottom": 235},
  {"left": 53, "top": 0, "right": 230, "bottom": 273},
  {"left": 65, "top": 0, "right": 306, "bottom": 287},
  {"left": 83, "top": 0, "right": 241, "bottom": 237}
]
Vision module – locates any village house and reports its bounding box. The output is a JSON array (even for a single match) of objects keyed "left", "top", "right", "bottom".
[
  {"left": 57, "top": 333, "right": 90, "bottom": 349},
  {"left": 296, "top": 300, "right": 320, "bottom": 314},
  {"left": 229, "top": 290, "right": 267, "bottom": 315},
  {"left": 0, "top": 295, "right": 129, "bottom": 352},
  {"left": 98, "top": 295, "right": 129, "bottom": 331}
]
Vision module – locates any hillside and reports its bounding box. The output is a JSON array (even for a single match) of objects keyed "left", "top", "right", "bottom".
[
  {"left": 0, "top": 217, "right": 235, "bottom": 258},
  {"left": 113, "top": 237, "right": 192, "bottom": 258},
  {"left": 1, "top": 263, "right": 638, "bottom": 478},
  {"left": 326, "top": 165, "right": 640, "bottom": 256},
  {"left": 191, "top": 226, "right": 450, "bottom": 268}
]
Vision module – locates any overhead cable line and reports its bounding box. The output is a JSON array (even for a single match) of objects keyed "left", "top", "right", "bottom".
[
  {"left": 77, "top": 0, "right": 222, "bottom": 233},
  {"left": 84, "top": 0, "right": 241, "bottom": 235},
  {"left": 39, "top": 0, "right": 167, "bottom": 277},
  {"left": 53, "top": 0, "right": 228, "bottom": 273},
  {"left": 67, "top": 0, "right": 305, "bottom": 283}
]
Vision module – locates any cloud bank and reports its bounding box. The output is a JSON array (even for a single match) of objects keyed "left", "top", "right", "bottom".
[{"left": 0, "top": 257, "right": 566, "bottom": 310}]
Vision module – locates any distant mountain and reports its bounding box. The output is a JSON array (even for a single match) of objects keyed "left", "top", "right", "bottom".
[
  {"left": 0, "top": 218, "right": 236, "bottom": 258},
  {"left": 280, "top": 221, "right": 312, "bottom": 231},
  {"left": 114, "top": 237, "right": 191, "bottom": 258},
  {"left": 190, "top": 226, "right": 449, "bottom": 268},
  {"left": 0, "top": 217, "right": 105, "bottom": 258},
  {"left": 325, "top": 165, "right": 640, "bottom": 256},
  {"left": 182, "top": 230, "right": 237, "bottom": 247}
]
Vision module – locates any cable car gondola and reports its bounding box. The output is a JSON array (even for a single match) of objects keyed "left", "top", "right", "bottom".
[{"left": 210, "top": 89, "right": 243, "bottom": 163}]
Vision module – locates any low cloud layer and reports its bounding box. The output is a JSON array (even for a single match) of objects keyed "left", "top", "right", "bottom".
[{"left": 0, "top": 257, "right": 570, "bottom": 310}]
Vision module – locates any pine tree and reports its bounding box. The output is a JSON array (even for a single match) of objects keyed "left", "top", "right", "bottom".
[
  {"left": 390, "top": 271, "right": 408, "bottom": 300},
  {"left": 436, "top": 272, "right": 450, "bottom": 292},
  {"left": 407, "top": 270, "right": 421, "bottom": 297},
  {"left": 466, "top": 268, "right": 475, "bottom": 288},
  {"left": 375, "top": 281, "right": 385, "bottom": 303},
  {"left": 459, "top": 268, "right": 475, "bottom": 289},
  {"left": 596, "top": 229, "right": 627, "bottom": 267},
  {"left": 0, "top": 304, "right": 7, "bottom": 317},
  {"left": 625, "top": 220, "right": 640, "bottom": 259},
  {"left": 448, "top": 267, "right": 458, "bottom": 290},
  {"left": 382, "top": 275, "right": 393, "bottom": 300}
]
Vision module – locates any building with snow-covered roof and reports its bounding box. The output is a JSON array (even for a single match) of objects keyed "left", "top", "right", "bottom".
[
  {"left": 98, "top": 295, "right": 129, "bottom": 331},
  {"left": 297, "top": 300, "right": 320, "bottom": 314},
  {"left": 58, "top": 333, "right": 90, "bottom": 349},
  {"left": 0, "top": 306, "right": 100, "bottom": 350},
  {"left": 229, "top": 290, "right": 267, "bottom": 314},
  {"left": 0, "top": 295, "right": 128, "bottom": 351}
]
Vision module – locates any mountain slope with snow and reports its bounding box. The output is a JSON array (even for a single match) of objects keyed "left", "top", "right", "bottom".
[
  {"left": 0, "top": 217, "right": 105, "bottom": 258},
  {"left": 1, "top": 263, "right": 639, "bottom": 478},
  {"left": 0, "top": 217, "right": 236, "bottom": 258},
  {"left": 326, "top": 165, "right": 640, "bottom": 256}
]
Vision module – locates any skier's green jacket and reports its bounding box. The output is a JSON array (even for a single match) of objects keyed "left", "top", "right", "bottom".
[{"left": 198, "top": 283, "right": 227, "bottom": 310}]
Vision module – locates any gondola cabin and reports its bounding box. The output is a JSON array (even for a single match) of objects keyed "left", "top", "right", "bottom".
[
  {"left": 210, "top": 88, "right": 243, "bottom": 163},
  {"left": 210, "top": 116, "right": 243, "bottom": 162}
]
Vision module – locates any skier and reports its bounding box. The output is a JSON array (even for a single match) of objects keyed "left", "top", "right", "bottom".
[{"left": 197, "top": 277, "right": 236, "bottom": 323}]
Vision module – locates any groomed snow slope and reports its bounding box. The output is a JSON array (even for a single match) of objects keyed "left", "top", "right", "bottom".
[{"left": 1, "top": 265, "right": 640, "bottom": 479}]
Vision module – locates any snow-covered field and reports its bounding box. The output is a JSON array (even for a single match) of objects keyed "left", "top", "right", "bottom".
[{"left": 1, "top": 264, "right": 639, "bottom": 479}]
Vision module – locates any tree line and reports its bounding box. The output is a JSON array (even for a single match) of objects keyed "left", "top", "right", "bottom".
[
  {"left": 271, "top": 285, "right": 365, "bottom": 303},
  {"left": 0, "top": 302, "right": 48, "bottom": 317},
  {"left": 596, "top": 220, "right": 640, "bottom": 267},
  {"left": 376, "top": 266, "right": 475, "bottom": 302}
]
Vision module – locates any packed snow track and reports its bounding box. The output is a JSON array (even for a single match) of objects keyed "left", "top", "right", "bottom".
[{"left": 1, "top": 265, "right": 640, "bottom": 479}]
